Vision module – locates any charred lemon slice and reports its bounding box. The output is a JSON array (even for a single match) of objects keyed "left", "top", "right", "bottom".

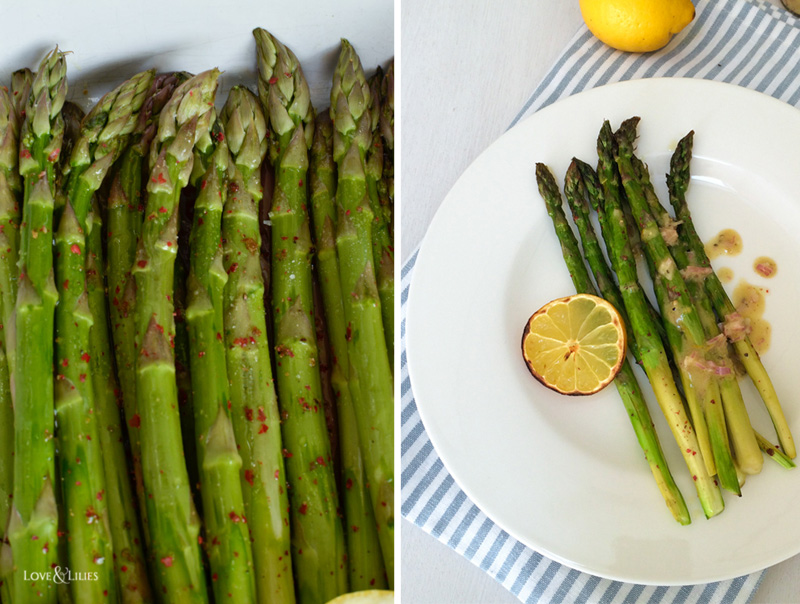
[{"left": 521, "top": 294, "right": 626, "bottom": 395}]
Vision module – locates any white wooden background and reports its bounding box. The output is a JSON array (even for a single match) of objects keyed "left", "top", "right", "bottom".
[{"left": 399, "top": 1, "right": 800, "bottom": 602}]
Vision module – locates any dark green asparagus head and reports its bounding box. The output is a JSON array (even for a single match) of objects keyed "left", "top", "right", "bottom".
[
  {"left": 0, "top": 88, "right": 19, "bottom": 175},
  {"left": 535, "top": 162, "right": 561, "bottom": 210},
  {"left": 614, "top": 116, "right": 641, "bottom": 159},
  {"left": 68, "top": 69, "right": 155, "bottom": 182},
  {"left": 19, "top": 47, "right": 67, "bottom": 180},
  {"left": 667, "top": 130, "right": 694, "bottom": 201},
  {"left": 220, "top": 85, "right": 267, "bottom": 199},
  {"left": 573, "top": 158, "right": 605, "bottom": 214},
  {"left": 254, "top": 27, "right": 314, "bottom": 157},
  {"left": 368, "top": 66, "right": 383, "bottom": 133},
  {"left": 10, "top": 67, "right": 34, "bottom": 118},
  {"left": 28, "top": 47, "right": 68, "bottom": 138},
  {"left": 563, "top": 160, "right": 586, "bottom": 209},
  {"left": 134, "top": 72, "right": 191, "bottom": 152},
  {"left": 379, "top": 60, "right": 394, "bottom": 151},
  {"left": 330, "top": 39, "right": 372, "bottom": 164},
  {"left": 149, "top": 69, "right": 220, "bottom": 189}
]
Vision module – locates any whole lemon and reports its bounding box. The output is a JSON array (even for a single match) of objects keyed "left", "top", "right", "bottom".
[{"left": 579, "top": 0, "right": 696, "bottom": 53}]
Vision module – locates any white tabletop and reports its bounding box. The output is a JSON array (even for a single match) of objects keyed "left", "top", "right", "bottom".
[{"left": 399, "top": 1, "right": 800, "bottom": 602}]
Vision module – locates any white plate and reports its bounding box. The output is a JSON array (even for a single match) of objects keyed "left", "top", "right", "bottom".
[{"left": 405, "top": 78, "right": 800, "bottom": 586}]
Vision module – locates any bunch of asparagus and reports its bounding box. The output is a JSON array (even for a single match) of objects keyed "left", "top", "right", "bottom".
[
  {"left": 535, "top": 118, "right": 794, "bottom": 524},
  {"left": 0, "top": 30, "right": 394, "bottom": 604}
]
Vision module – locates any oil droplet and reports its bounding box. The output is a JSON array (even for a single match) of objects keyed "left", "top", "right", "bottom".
[
  {"left": 705, "top": 229, "right": 742, "bottom": 259},
  {"left": 732, "top": 280, "right": 770, "bottom": 354},
  {"left": 753, "top": 256, "right": 777, "bottom": 279},
  {"left": 717, "top": 267, "right": 734, "bottom": 284}
]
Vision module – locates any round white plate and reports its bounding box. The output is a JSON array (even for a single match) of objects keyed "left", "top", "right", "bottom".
[{"left": 405, "top": 78, "right": 800, "bottom": 586}]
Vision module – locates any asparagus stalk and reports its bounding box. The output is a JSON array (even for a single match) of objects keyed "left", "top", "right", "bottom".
[
  {"left": 537, "top": 163, "right": 690, "bottom": 524},
  {"left": 667, "top": 131, "right": 796, "bottom": 460},
  {"left": 310, "top": 111, "right": 388, "bottom": 586},
  {"left": 0, "top": 83, "right": 23, "bottom": 604},
  {"left": 366, "top": 68, "right": 394, "bottom": 367},
  {"left": 54, "top": 200, "right": 116, "bottom": 601},
  {"left": 105, "top": 74, "right": 188, "bottom": 551},
  {"left": 613, "top": 120, "right": 740, "bottom": 494},
  {"left": 7, "top": 47, "right": 67, "bottom": 603},
  {"left": 82, "top": 198, "right": 153, "bottom": 602},
  {"left": 255, "top": 28, "right": 348, "bottom": 602},
  {"left": 619, "top": 133, "right": 762, "bottom": 476},
  {"left": 132, "top": 69, "right": 219, "bottom": 602},
  {"left": 583, "top": 122, "right": 724, "bottom": 517},
  {"left": 186, "top": 125, "right": 256, "bottom": 603},
  {"left": 330, "top": 38, "right": 395, "bottom": 585},
  {"left": 219, "top": 85, "right": 296, "bottom": 603}
]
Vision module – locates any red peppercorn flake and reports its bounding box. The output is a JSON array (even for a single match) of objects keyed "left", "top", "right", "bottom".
[
  {"left": 258, "top": 424, "right": 268, "bottom": 434},
  {"left": 298, "top": 503, "right": 308, "bottom": 515},
  {"left": 345, "top": 478, "right": 353, "bottom": 490},
  {"left": 129, "top": 414, "right": 141, "bottom": 429},
  {"left": 244, "top": 407, "right": 254, "bottom": 421},
  {"left": 257, "top": 408, "right": 266, "bottom": 422},
  {"left": 351, "top": 525, "right": 360, "bottom": 533},
  {"left": 81, "top": 352, "right": 91, "bottom": 363},
  {"left": 244, "top": 469, "right": 255, "bottom": 487},
  {"left": 70, "top": 243, "right": 81, "bottom": 254},
  {"left": 316, "top": 456, "right": 325, "bottom": 467},
  {"left": 229, "top": 511, "right": 242, "bottom": 523},
  {"left": 137, "top": 260, "right": 147, "bottom": 268},
  {"left": 161, "top": 556, "right": 173, "bottom": 567}
]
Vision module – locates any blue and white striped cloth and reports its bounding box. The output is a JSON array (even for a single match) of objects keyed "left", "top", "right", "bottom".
[{"left": 400, "top": 1, "right": 800, "bottom": 602}]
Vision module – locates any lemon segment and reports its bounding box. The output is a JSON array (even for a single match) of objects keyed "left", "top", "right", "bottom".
[
  {"left": 521, "top": 294, "right": 627, "bottom": 395},
  {"left": 579, "top": 0, "right": 696, "bottom": 53},
  {"left": 325, "top": 590, "right": 394, "bottom": 604}
]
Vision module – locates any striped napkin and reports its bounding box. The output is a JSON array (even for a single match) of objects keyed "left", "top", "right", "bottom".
[{"left": 400, "top": 1, "right": 800, "bottom": 602}]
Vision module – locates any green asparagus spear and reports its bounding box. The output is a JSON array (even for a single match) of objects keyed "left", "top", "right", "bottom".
[
  {"left": 54, "top": 201, "right": 116, "bottom": 602},
  {"left": 366, "top": 68, "right": 394, "bottom": 367},
  {"left": 613, "top": 119, "right": 739, "bottom": 495},
  {"left": 537, "top": 163, "right": 690, "bottom": 524},
  {"left": 255, "top": 28, "right": 348, "bottom": 602},
  {"left": 7, "top": 47, "right": 68, "bottom": 603},
  {"left": 330, "top": 39, "right": 395, "bottom": 584},
  {"left": 667, "top": 131, "right": 796, "bottom": 460},
  {"left": 132, "top": 69, "right": 219, "bottom": 602},
  {"left": 83, "top": 198, "right": 153, "bottom": 603},
  {"left": 105, "top": 74, "right": 188, "bottom": 556},
  {"left": 310, "top": 111, "right": 388, "bottom": 586},
  {"left": 586, "top": 122, "right": 724, "bottom": 517},
  {"left": 186, "top": 125, "right": 256, "bottom": 604},
  {"left": 219, "top": 85, "right": 296, "bottom": 604},
  {"left": 0, "top": 82, "right": 24, "bottom": 604},
  {"left": 620, "top": 135, "right": 762, "bottom": 477}
]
